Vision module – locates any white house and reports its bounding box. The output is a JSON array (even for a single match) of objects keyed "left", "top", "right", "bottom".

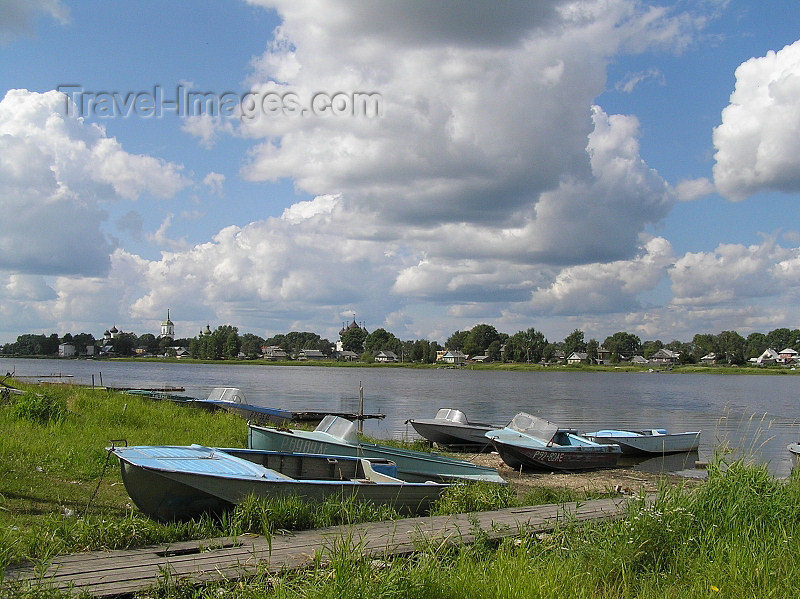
[
  {"left": 375, "top": 350, "right": 398, "bottom": 363},
  {"left": 440, "top": 350, "right": 467, "bottom": 365},
  {"left": 566, "top": 352, "right": 588, "bottom": 364}
]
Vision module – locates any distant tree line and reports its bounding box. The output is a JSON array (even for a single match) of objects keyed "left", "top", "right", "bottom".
[{"left": 2, "top": 323, "right": 799, "bottom": 366}]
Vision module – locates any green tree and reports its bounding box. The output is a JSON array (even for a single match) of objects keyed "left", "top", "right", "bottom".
[
  {"left": 766, "top": 328, "right": 800, "bottom": 351},
  {"left": 240, "top": 333, "right": 265, "bottom": 359},
  {"left": 112, "top": 332, "right": 137, "bottom": 357},
  {"left": 603, "top": 332, "right": 641, "bottom": 360},
  {"left": 340, "top": 327, "right": 367, "bottom": 353},
  {"left": 586, "top": 338, "right": 599, "bottom": 363},
  {"left": 691, "top": 333, "right": 718, "bottom": 362},
  {"left": 641, "top": 339, "right": 663, "bottom": 359},
  {"left": 466, "top": 324, "right": 501, "bottom": 355},
  {"left": 745, "top": 332, "right": 768, "bottom": 360},
  {"left": 445, "top": 330, "right": 469, "bottom": 351},
  {"left": 138, "top": 333, "right": 159, "bottom": 354},
  {"left": 364, "top": 328, "right": 401, "bottom": 354},
  {"left": 563, "top": 329, "right": 586, "bottom": 360},
  {"left": 717, "top": 330, "right": 746, "bottom": 364}
]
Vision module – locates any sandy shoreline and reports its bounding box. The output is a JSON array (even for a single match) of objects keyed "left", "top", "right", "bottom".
[{"left": 463, "top": 451, "right": 705, "bottom": 496}]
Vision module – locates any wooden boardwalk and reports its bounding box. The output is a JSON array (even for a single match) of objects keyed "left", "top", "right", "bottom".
[{"left": 4, "top": 497, "right": 636, "bottom": 597}]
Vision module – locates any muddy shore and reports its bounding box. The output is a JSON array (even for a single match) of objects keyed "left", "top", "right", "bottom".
[{"left": 464, "top": 452, "right": 706, "bottom": 496}]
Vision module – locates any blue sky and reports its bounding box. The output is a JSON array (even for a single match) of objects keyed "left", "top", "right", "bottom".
[{"left": 1, "top": 0, "right": 799, "bottom": 346}]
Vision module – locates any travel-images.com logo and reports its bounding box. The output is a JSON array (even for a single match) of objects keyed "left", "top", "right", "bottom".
[{"left": 57, "top": 85, "right": 383, "bottom": 120}]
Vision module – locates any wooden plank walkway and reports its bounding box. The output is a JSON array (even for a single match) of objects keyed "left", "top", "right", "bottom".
[{"left": 3, "top": 496, "right": 637, "bottom": 597}]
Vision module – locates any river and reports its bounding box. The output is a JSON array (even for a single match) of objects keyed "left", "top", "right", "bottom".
[{"left": 3, "top": 358, "right": 798, "bottom": 477}]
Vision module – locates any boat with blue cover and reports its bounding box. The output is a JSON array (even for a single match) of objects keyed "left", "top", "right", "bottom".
[
  {"left": 485, "top": 412, "right": 621, "bottom": 471},
  {"left": 109, "top": 443, "right": 448, "bottom": 521},
  {"left": 248, "top": 415, "right": 506, "bottom": 484}
]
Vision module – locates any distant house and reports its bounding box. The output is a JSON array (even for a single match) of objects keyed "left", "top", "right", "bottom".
[
  {"left": 700, "top": 352, "right": 718, "bottom": 365},
  {"left": 752, "top": 348, "right": 779, "bottom": 365},
  {"left": 595, "top": 347, "right": 612, "bottom": 364},
  {"left": 440, "top": 350, "right": 467, "bottom": 365},
  {"left": 297, "top": 349, "right": 326, "bottom": 361},
  {"left": 375, "top": 350, "right": 399, "bottom": 363},
  {"left": 650, "top": 348, "right": 679, "bottom": 364},
  {"left": 262, "top": 346, "right": 288, "bottom": 361},
  {"left": 470, "top": 355, "right": 490, "bottom": 363},
  {"left": 630, "top": 355, "right": 648, "bottom": 365},
  {"left": 566, "top": 352, "right": 588, "bottom": 364},
  {"left": 779, "top": 348, "right": 799, "bottom": 364},
  {"left": 58, "top": 343, "right": 76, "bottom": 358},
  {"left": 332, "top": 350, "right": 359, "bottom": 361}
]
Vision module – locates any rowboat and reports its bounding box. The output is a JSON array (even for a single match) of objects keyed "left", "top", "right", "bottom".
[
  {"left": 190, "top": 387, "right": 385, "bottom": 425},
  {"left": 485, "top": 412, "right": 621, "bottom": 471},
  {"left": 407, "top": 408, "right": 501, "bottom": 452},
  {"left": 109, "top": 444, "right": 448, "bottom": 521},
  {"left": 247, "top": 415, "right": 506, "bottom": 484},
  {"left": 582, "top": 428, "right": 701, "bottom": 455}
]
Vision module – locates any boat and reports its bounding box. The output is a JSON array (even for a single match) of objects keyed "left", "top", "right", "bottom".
[
  {"left": 109, "top": 444, "right": 448, "bottom": 521},
  {"left": 406, "top": 408, "right": 502, "bottom": 452},
  {"left": 190, "top": 387, "right": 385, "bottom": 426},
  {"left": 248, "top": 415, "right": 507, "bottom": 484},
  {"left": 788, "top": 443, "right": 800, "bottom": 466},
  {"left": 121, "top": 389, "right": 196, "bottom": 404},
  {"left": 582, "top": 428, "right": 701, "bottom": 455},
  {"left": 484, "top": 412, "right": 621, "bottom": 471}
]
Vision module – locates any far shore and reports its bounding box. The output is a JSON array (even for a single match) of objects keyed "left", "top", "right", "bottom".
[{"left": 3, "top": 354, "right": 799, "bottom": 375}]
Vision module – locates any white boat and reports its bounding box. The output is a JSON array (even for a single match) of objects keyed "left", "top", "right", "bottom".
[
  {"left": 407, "top": 408, "right": 501, "bottom": 451},
  {"left": 109, "top": 444, "right": 449, "bottom": 521},
  {"left": 582, "top": 428, "right": 700, "bottom": 455}
]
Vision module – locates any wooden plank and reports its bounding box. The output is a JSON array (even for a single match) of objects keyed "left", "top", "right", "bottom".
[{"left": 3, "top": 497, "right": 635, "bottom": 597}]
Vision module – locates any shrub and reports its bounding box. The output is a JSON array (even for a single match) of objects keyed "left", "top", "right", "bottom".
[{"left": 10, "top": 391, "right": 67, "bottom": 425}]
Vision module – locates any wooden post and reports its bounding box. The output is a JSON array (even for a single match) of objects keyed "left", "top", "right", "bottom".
[{"left": 358, "top": 382, "right": 364, "bottom": 433}]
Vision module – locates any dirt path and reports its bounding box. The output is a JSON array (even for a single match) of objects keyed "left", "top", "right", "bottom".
[{"left": 463, "top": 452, "right": 705, "bottom": 496}]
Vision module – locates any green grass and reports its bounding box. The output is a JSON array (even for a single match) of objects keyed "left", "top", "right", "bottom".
[{"left": 4, "top": 383, "right": 800, "bottom": 597}]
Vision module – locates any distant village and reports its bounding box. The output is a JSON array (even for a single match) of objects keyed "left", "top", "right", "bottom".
[{"left": 3, "top": 310, "right": 800, "bottom": 368}]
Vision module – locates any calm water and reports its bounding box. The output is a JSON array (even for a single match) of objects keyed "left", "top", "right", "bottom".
[{"left": 4, "top": 358, "right": 799, "bottom": 476}]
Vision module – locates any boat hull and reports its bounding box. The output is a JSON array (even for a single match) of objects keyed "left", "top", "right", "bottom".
[
  {"left": 247, "top": 422, "right": 506, "bottom": 484},
  {"left": 112, "top": 446, "right": 447, "bottom": 521},
  {"left": 489, "top": 438, "right": 621, "bottom": 471},
  {"left": 408, "top": 420, "right": 496, "bottom": 451},
  {"left": 583, "top": 430, "right": 700, "bottom": 455}
]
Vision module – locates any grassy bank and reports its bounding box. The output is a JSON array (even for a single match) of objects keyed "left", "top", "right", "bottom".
[{"left": 2, "top": 383, "right": 800, "bottom": 597}]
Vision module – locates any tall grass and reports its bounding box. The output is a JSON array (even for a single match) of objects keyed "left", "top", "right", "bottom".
[{"left": 6, "top": 383, "right": 800, "bottom": 598}]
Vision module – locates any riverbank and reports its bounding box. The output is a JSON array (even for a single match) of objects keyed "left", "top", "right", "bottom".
[
  {"left": 8, "top": 354, "right": 800, "bottom": 376},
  {"left": 2, "top": 382, "right": 800, "bottom": 597}
]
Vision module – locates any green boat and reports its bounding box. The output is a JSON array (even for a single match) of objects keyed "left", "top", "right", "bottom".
[{"left": 247, "top": 415, "right": 506, "bottom": 484}]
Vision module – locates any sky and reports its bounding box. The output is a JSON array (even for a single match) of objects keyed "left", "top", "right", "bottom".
[{"left": 1, "top": 0, "right": 800, "bottom": 346}]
